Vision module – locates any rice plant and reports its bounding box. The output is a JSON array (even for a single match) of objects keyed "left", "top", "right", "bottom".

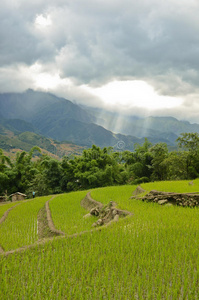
[
  {"left": 49, "top": 191, "right": 98, "bottom": 235},
  {"left": 0, "top": 202, "right": 21, "bottom": 219},
  {"left": 1, "top": 181, "right": 199, "bottom": 299},
  {"left": 0, "top": 196, "right": 52, "bottom": 251}
]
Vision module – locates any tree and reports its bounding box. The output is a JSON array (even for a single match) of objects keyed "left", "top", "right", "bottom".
[
  {"left": 177, "top": 133, "right": 199, "bottom": 152},
  {"left": 0, "top": 149, "right": 13, "bottom": 172},
  {"left": 43, "top": 158, "right": 63, "bottom": 194},
  {"left": 162, "top": 151, "right": 189, "bottom": 180},
  {"left": 9, "top": 147, "right": 41, "bottom": 193},
  {"left": 132, "top": 138, "right": 153, "bottom": 180},
  {"left": 150, "top": 143, "right": 168, "bottom": 180},
  {"left": 177, "top": 133, "right": 199, "bottom": 178},
  {"left": 60, "top": 156, "right": 76, "bottom": 192}
]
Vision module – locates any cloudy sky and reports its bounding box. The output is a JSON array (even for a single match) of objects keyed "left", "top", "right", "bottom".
[{"left": 1, "top": 0, "right": 199, "bottom": 121}]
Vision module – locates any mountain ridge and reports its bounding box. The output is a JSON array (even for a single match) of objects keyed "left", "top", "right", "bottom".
[{"left": 0, "top": 90, "right": 198, "bottom": 152}]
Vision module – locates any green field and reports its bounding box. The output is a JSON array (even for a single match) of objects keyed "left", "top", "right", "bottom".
[
  {"left": 0, "top": 196, "right": 52, "bottom": 251},
  {"left": 1, "top": 180, "right": 199, "bottom": 299},
  {"left": 49, "top": 191, "right": 98, "bottom": 235},
  {"left": 0, "top": 202, "right": 21, "bottom": 219}
]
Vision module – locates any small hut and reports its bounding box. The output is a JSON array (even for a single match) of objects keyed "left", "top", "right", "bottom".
[
  {"left": 9, "top": 192, "right": 27, "bottom": 202},
  {"left": 0, "top": 196, "right": 6, "bottom": 203}
]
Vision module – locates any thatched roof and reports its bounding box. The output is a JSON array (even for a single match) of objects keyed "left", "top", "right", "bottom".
[{"left": 9, "top": 192, "right": 27, "bottom": 197}]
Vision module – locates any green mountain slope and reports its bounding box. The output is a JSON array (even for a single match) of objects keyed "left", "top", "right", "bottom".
[
  {"left": 1, "top": 90, "right": 198, "bottom": 149},
  {"left": 0, "top": 89, "right": 95, "bottom": 124},
  {"left": 0, "top": 128, "right": 83, "bottom": 158},
  {"left": 0, "top": 118, "right": 38, "bottom": 134},
  {"left": 85, "top": 107, "right": 199, "bottom": 138},
  {"left": 32, "top": 100, "right": 95, "bottom": 130}
]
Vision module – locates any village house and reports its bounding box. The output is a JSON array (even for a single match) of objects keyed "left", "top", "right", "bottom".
[
  {"left": 9, "top": 192, "right": 27, "bottom": 202},
  {"left": 0, "top": 196, "right": 6, "bottom": 203}
]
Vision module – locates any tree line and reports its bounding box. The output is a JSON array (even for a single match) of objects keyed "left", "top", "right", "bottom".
[{"left": 1, "top": 132, "right": 199, "bottom": 198}]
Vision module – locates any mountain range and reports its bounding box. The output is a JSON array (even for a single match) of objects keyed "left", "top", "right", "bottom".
[{"left": 0, "top": 89, "right": 199, "bottom": 155}]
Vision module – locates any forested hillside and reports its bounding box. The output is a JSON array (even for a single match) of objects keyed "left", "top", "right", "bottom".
[{"left": 1, "top": 132, "right": 199, "bottom": 197}]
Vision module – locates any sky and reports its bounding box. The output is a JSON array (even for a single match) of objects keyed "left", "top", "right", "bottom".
[{"left": 1, "top": 0, "right": 199, "bottom": 122}]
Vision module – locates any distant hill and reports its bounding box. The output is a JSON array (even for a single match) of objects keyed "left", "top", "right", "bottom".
[
  {"left": 0, "top": 89, "right": 95, "bottom": 123},
  {"left": 0, "top": 89, "right": 60, "bottom": 120},
  {"left": 1, "top": 90, "right": 199, "bottom": 152},
  {"left": 0, "top": 118, "right": 38, "bottom": 135},
  {"left": 0, "top": 90, "right": 146, "bottom": 150},
  {"left": 84, "top": 106, "right": 199, "bottom": 144},
  {"left": 0, "top": 126, "right": 84, "bottom": 159}
]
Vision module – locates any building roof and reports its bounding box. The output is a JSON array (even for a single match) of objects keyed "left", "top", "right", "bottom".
[{"left": 9, "top": 192, "right": 27, "bottom": 197}]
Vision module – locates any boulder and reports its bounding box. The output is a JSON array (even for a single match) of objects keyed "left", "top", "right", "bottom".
[
  {"left": 113, "top": 214, "right": 119, "bottom": 222},
  {"left": 131, "top": 185, "right": 145, "bottom": 197},
  {"left": 158, "top": 199, "right": 168, "bottom": 205},
  {"left": 83, "top": 213, "right": 92, "bottom": 219},
  {"left": 96, "top": 219, "right": 103, "bottom": 226},
  {"left": 90, "top": 207, "right": 100, "bottom": 216}
]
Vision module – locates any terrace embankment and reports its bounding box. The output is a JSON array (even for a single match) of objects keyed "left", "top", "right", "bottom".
[
  {"left": 45, "top": 199, "right": 65, "bottom": 236},
  {"left": 140, "top": 190, "right": 199, "bottom": 207},
  {"left": 81, "top": 192, "right": 133, "bottom": 227},
  {"left": 38, "top": 205, "right": 63, "bottom": 239},
  {"left": 81, "top": 192, "right": 104, "bottom": 211}
]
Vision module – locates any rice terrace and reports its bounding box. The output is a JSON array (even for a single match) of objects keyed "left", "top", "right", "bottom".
[{"left": 0, "top": 180, "right": 199, "bottom": 299}]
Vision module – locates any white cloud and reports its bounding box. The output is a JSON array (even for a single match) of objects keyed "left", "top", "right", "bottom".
[
  {"left": 35, "top": 14, "right": 52, "bottom": 28},
  {"left": 1, "top": 0, "right": 199, "bottom": 122},
  {"left": 82, "top": 80, "right": 183, "bottom": 110}
]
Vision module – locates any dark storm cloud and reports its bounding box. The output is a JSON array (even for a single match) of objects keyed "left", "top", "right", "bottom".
[{"left": 1, "top": 0, "right": 199, "bottom": 121}]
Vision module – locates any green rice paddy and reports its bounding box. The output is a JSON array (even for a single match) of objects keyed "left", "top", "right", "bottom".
[{"left": 1, "top": 179, "right": 199, "bottom": 299}]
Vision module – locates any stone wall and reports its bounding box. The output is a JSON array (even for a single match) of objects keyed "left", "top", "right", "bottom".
[{"left": 141, "top": 190, "right": 199, "bottom": 207}]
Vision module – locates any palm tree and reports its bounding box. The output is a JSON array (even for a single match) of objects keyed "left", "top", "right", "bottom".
[{"left": 0, "top": 148, "right": 13, "bottom": 171}]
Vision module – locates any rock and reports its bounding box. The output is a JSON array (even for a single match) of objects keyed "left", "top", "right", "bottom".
[
  {"left": 113, "top": 214, "right": 119, "bottom": 222},
  {"left": 112, "top": 209, "right": 118, "bottom": 216},
  {"left": 83, "top": 213, "right": 92, "bottom": 219},
  {"left": 90, "top": 207, "right": 99, "bottom": 216},
  {"left": 96, "top": 219, "right": 103, "bottom": 226},
  {"left": 158, "top": 199, "right": 168, "bottom": 205},
  {"left": 141, "top": 190, "right": 199, "bottom": 207},
  {"left": 132, "top": 185, "right": 145, "bottom": 196}
]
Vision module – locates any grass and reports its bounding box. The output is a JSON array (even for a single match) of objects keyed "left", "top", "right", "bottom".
[{"left": 0, "top": 180, "right": 199, "bottom": 299}]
